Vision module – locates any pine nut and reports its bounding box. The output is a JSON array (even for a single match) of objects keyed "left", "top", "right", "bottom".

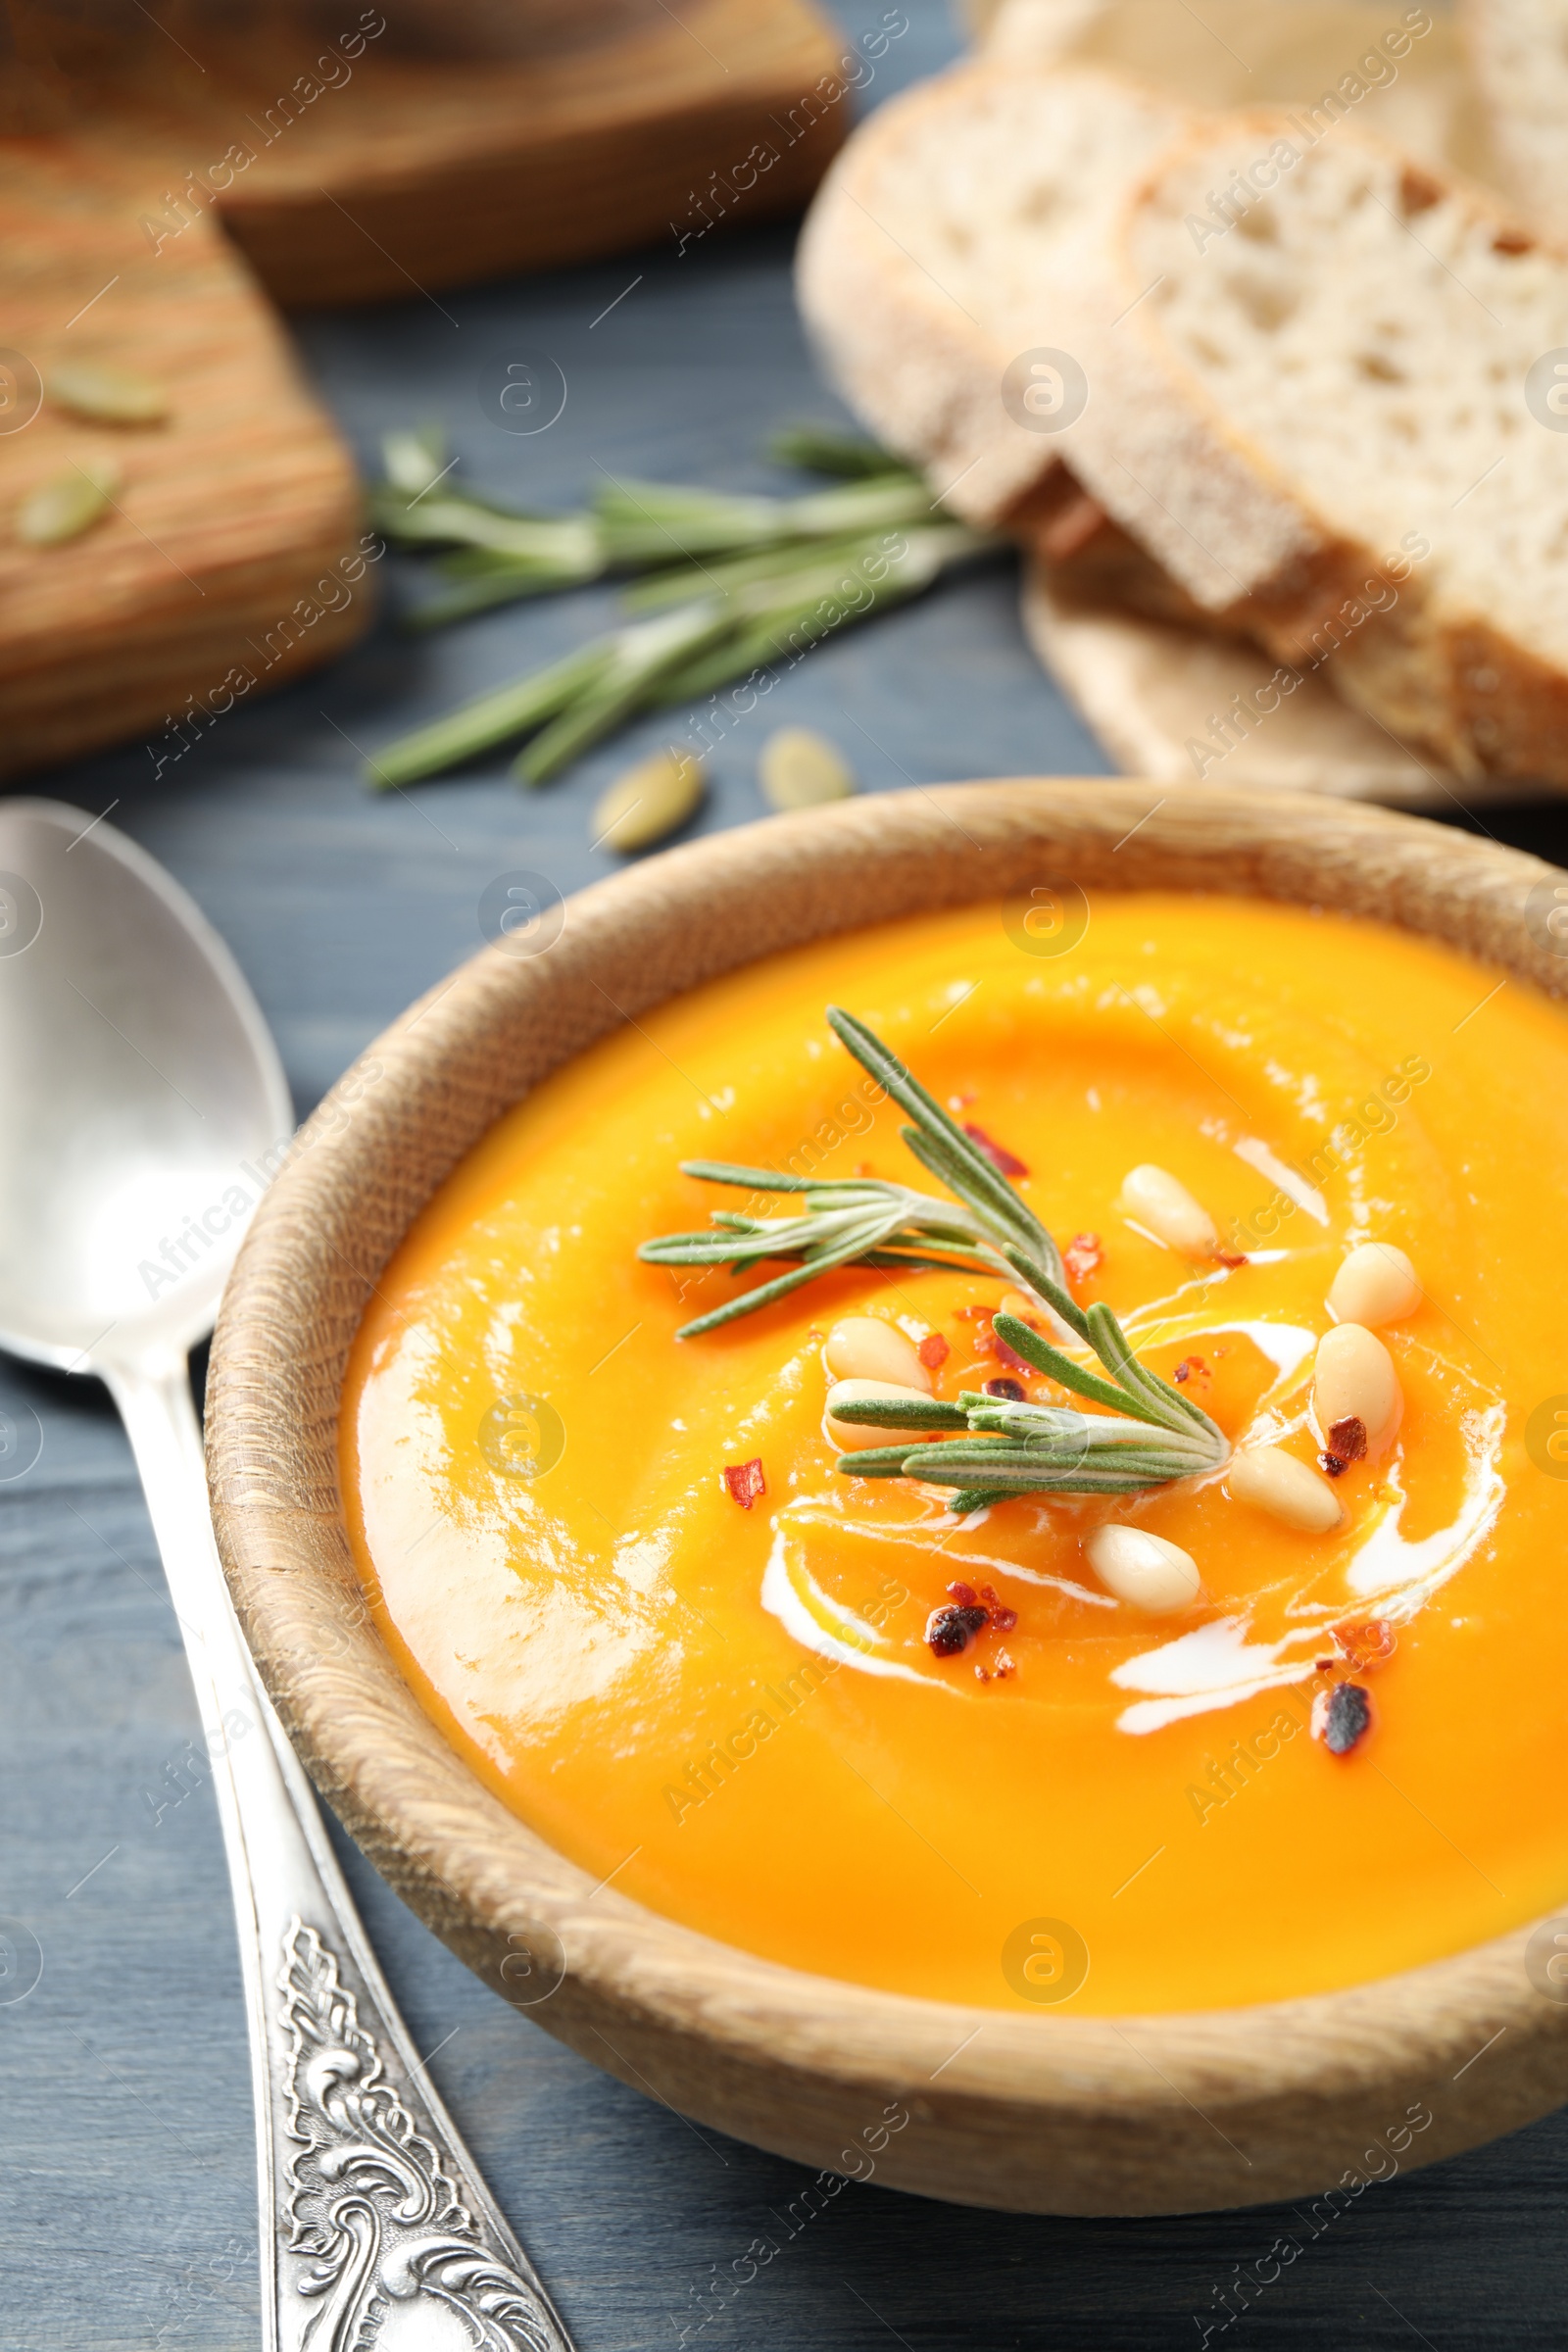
[
  {"left": 16, "top": 459, "right": 121, "bottom": 547},
  {"left": 592, "top": 749, "right": 705, "bottom": 853},
  {"left": 1119, "top": 1163, "right": 1218, "bottom": 1256},
  {"left": 1085, "top": 1523, "right": 1201, "bottom": 1613},
  {"left": 1227, "top": 1445, "right": 1345, "bottom": 1533},
  {"left": 49, "top": 360, "right": 169, "bottom": 424},
  {"left": 1327, "top": 1242, "right": 1421, "bottom": 1328},
  {"left": 825, "top": 1377, "right": 937, "bottom": 1449},
  {"left": 759, "top": 726, "right": 856, "bottom": 810},
  {"left": 823, "top": 1316, "right": 932, "bottom": 1393},
  {"left": 1312, "top": 1322, "right": 1401, "bottom": 1459}
]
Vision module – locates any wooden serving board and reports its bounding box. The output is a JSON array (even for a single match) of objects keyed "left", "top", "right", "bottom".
[
  {"left": 0, "top": 0, "right": 852, "bottom": 777},
  {"left": 0, "top": 137, "right": 366, "bottom": 779},
  {"left": 15, "top": 0, "right": 852, "bottom": 307},
  {"left": 1019, "top": 562, "right": 1551, "bottom": 812}
]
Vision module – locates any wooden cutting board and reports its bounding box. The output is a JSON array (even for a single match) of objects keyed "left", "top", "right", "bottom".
[
  {"left": 0, "top": 1, "right": 851, "bottom": 776},
  {"left": 12, "top": 0, "right": 852, "bottom": 306},
  {"left": 1018, "top": 561, "right": 1552, "bottom": 811},
  {"left": 0, "top": 137, "right": 366, "bottom": 780}
]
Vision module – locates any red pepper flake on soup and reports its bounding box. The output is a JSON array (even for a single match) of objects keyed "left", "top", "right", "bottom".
[
  {"left": 1063, "top": 1231, "right": 1103, "bottom": 1284},
  {"left": 721, "top": 1457, "right": 766, "bottom": 1509},
  {"left": 1334, "top": 1618, "right": 1396, "bottom": 1670},
  {"left": 962, "top": 1122, "right": 1029, "bottom": 1178},
  {"left": 1320, "top": 1416, "right": 1368, "bottom": 1477},
  {"left": 918, "top": 1331, "right": 950, "bottom": 1370},
  {"left": 926, "top": 1602, "right": 989, "bottom": 1656},
  {"left": 1311, "top": 1681, "right": 1373, "bottom": 1755}
]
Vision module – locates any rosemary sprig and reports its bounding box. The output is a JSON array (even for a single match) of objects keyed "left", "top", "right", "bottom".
[
  {"left": 366, "top": 527, "right": 994, "bottom": 789},
  {"left": 361, "top": 427, "right": 999, "bottom": 785},
  {"left": 638, "top": 1008, "right": 1230, "bottom": 1505},
  {"left": 764, "top": 424, "right": 913, "bottom": 478},
  {"left": 640, "top": 1007, "right": 1064, "bottom": 1337},
  {"left": 370, "top": 427, "right": 605, "bottom": 608}
]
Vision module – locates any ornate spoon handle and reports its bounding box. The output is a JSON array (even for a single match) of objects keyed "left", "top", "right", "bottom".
[{"left": 109, "top": 1360, "right": 576, "bottom": 2352}]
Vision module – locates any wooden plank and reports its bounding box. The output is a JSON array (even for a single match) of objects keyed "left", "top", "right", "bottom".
[
  {"left": 0, "top": 136, "right": 368, "bottom": 778},
  {"left": 23, "top": 0, "right": 854, "bottom": 306}
]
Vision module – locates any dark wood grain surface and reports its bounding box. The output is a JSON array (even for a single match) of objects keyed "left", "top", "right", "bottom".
[{"left": 5, "top": 5, "right": 1568, "bottom": 2344}]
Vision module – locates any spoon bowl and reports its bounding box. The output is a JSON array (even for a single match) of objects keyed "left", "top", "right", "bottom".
[{"left": 0, "top": 799, "right": 291, "bottom": 1375}]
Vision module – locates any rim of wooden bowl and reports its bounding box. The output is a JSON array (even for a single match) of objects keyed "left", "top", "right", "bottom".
[{"left": 208, "top": 779, "right": 1568, "bottom": 2216}]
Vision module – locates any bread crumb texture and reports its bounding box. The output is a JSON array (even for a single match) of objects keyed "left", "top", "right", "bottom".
[{"left": 1134, "top": 124, "right": 1568, "bottom": 678}]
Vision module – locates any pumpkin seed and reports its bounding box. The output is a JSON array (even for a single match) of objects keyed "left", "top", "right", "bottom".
[
  {"left": 758, "top": 724, "right": 856, "bottom": 810},
  {"left": 592, "top": 748, "right": 705, "bottom": 853},
  {"left": 49, "top": 360, "right": 169, "bottom": 424},
  {"left": 16, "top": 458, "right": 122, "bottom": 547}
]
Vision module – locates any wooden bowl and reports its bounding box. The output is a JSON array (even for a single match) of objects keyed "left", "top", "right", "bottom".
[{"left": 207, "top": 781, "right": 1568, "bottom": 2216}]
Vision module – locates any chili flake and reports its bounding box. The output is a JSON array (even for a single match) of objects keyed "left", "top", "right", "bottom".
[
  {"left": 1063, "top": 1231, "right": 1103, "bottom": 1284},
  {"left": 721, "top": 1457, "right": 766, "bottom": 1509},
  {"left": 962, "top": 1122, "right": 1029, "bottom": 1178},
  {"left": 918, "top": 1332, "right": 951, "bottom": 1370},
  {"left": 1334, "top": 1618, "right": 1397, "bottom": 1669},
  {"left": 1321, "top": 1415, "right": 1368, "bottom": 1476},
  {"left": 983, "top": 1376, "right": 1026, "bottom": 1402},
  {"left": 990, "top": 1332, "right": 1032, "bottom": 1375},
  {"left": 926, "top": 1602, "right": 988, "bottom": 1656},
  {"left": 1312, "top": 1681, "right": 1373, "bottom": 1754},
  {"left": 947, "top": 1581, "right": 978, "bottom": 1606},
  {"left": 1172, "top": 1354, "right": 1207, "bottom": 1385}
]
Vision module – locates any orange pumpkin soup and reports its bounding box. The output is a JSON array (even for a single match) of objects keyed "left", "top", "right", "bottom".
[{"left": 343, "top": 895, "right": 1568, "bottom": 2013}]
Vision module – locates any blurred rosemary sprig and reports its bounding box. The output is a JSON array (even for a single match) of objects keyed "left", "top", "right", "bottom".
[
  {"left": 364, "top": 426, "right": 998, "bottom": 789},
  {"left": 639, "top": 1006, "right": 1230, "bottom": 1509}
]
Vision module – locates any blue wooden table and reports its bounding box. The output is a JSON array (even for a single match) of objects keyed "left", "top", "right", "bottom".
[{"left": 6, "top": 7, "right": 1568, "bottom": 2343}]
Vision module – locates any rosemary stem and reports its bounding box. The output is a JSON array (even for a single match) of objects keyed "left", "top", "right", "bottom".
[
  {"left": 514, "top": 603, "right": 733, "bottom": 787},
  {"left": 363, "top": 641, "right": 611, "bottom": 789}
]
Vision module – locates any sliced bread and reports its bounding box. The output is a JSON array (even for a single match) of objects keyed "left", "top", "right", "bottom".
[
  {"left": 1070, "top": 116, "right": 1568, "bottom": 780},
  {"left": 979, "top": 0, "right": 1467, "bottom": 166},
  {"left": 795, "top": 59, "right": 1188, "bottom": 527},
  {"left": 1463, "top": 0, "right": 1568, "bottom": 236}
]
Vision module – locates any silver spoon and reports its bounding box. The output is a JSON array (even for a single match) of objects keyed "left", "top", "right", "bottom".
[{"left": 0, "top": 799, "right": 574, "bottom": 2352}]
